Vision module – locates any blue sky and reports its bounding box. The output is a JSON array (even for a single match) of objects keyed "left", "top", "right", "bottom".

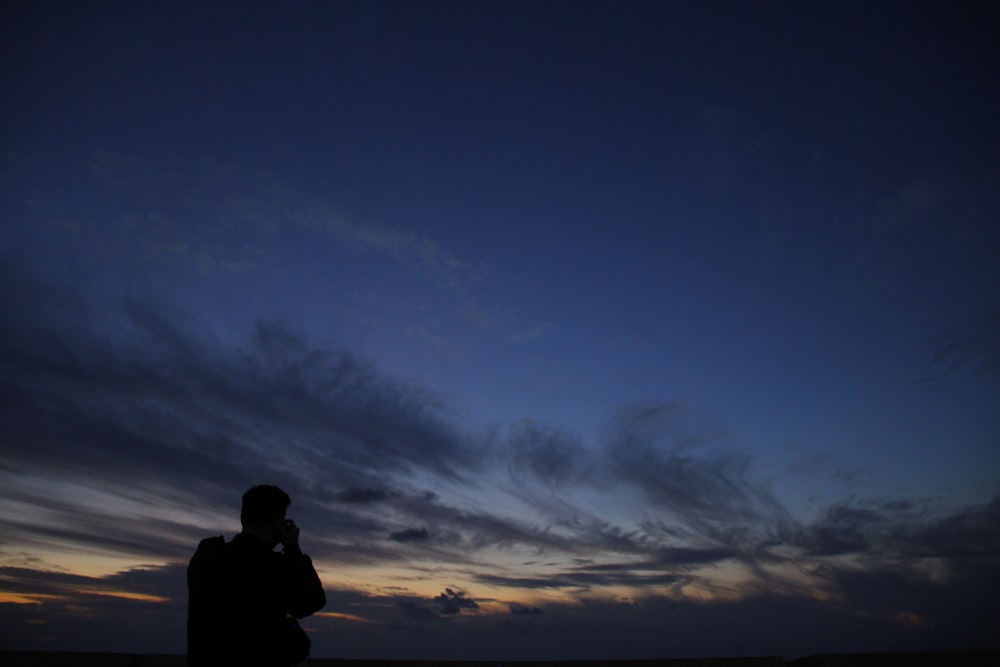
[{"left": 2, "top": 0, "right": 999, "bottom": 660}]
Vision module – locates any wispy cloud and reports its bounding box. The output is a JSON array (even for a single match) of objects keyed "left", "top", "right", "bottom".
[
  {"left": 920, "top": 312, "right": 1000, "bottom": 383},
  {"left": 88, "top": 149, "right": 490, "bottom": 293},
  {"left": 6, "top": 150, "right": 555, "bottom": 362},
  {"left": 505, "top": 322, "right": 555, "bottom": 346},
  {"left": 389, "top": 528, "right": 430, "bottom": 543}
]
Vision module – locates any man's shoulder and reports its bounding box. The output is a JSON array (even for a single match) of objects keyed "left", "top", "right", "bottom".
[
  {"left": 189, "top": 535, "right": 227, "bottom": 565},
  {"left": 197, "top": 535, "right": 227, "bottom": 551}
]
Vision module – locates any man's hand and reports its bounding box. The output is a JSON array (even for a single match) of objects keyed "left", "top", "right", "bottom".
[{"left": 280, "top": 519, "right": 301, "bottom": 551}]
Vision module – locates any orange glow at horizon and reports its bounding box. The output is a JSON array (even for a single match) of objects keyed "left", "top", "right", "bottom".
[
  {"left": 0, "top": 591, "right": 61, "bottom": 605},
  {"left": 314, "top": 610, "right": 376, "bottom": 623},
  {"left": 0, "top": 588, "right": 170, "bottom": 604},
  {"left": 77, "top": 589, "right": 171, "bottom": 603}
]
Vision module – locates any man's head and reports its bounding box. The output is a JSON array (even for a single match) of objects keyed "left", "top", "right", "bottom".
[{"left": 241, "top": 484, "right": 291, "bottom": 544}]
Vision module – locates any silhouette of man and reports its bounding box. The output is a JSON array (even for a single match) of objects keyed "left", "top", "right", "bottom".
[{"left": 187, "top": 485, "right": 326, "bottom": 666}]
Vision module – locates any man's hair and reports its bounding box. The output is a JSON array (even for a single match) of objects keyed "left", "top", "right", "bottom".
[{"left": 241, "top": 485, "right": 291, "bottom": 528}]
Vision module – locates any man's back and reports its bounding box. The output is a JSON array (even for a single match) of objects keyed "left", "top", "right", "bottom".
[{"left": 187, "top": 533, "right": 325, "bottom": 666}]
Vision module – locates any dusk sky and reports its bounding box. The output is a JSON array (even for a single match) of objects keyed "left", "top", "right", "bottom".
[{"left": 1, "top": 0, "right": 999, "bottom": 661}]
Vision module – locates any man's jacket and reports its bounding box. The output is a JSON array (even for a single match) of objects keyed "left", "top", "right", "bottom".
[{"left": 187, "top": 533, "right": 326, "bottom": 666}]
